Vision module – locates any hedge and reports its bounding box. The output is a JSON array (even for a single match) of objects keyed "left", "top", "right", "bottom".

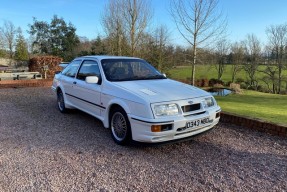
[{"left": 28, "top": 56, "right": 63, "bottom": 78}]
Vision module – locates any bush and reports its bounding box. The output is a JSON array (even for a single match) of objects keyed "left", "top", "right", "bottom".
[
  {"left": 29, "top": 56, "right": 63, "bottom": 78},
  {"left": 247, "top": 85, "right": 257, "bottom": 91},
  {"left": 230, "top": 83, "right": 242, "bottom": 94},
  {"left": 194, "top": 78, "right": 209, "bottom": 87},
  {"left": 209, "top": 78, "right": 224, "bottom": 87},
  {"left": 194, "top": 78, "right": 208, "bottom": 87},
  {"left": 257, "top": 85, "right": 263, "bottom": 92},
  {"left": 235, "top": 78, "right": 245, "bottom": 84},
  {"left": 202, "top": 78, "right": 209, "bottom": 87},
  {"left": 213, "top": 83, "right": 224, "bottom": 88},
  {"left": 240, "top": 82, "right": 247, "bottom": 89},
  {"left": 225, "top": 81, "right": 232, "bottom": 86}
]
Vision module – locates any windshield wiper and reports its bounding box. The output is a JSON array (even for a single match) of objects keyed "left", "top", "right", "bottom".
[
  {"left": 145, "top": 75, "right": 167, "bottom": 80},
  {"left": 110, "top": 75, "right": 166, "bottom": 81}
]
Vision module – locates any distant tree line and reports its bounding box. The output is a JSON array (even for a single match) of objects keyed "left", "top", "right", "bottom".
[{"left": 0, "top": 0, "right": 286, "bottom": 94}]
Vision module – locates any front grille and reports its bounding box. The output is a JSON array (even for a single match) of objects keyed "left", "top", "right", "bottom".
[{"left": 181, "top": 103, "right": 201, "bottom": 113}]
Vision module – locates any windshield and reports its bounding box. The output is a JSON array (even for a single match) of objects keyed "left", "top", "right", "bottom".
[{"left": 101, "top": 59, "right": 166, "bottom": 82}]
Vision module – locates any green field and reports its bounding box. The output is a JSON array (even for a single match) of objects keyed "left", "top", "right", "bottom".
[
  {"left": 215, "top": 90, "right": 287, "bottom": 126},
  {"left": 168, "top": 65, "right": 243, "bottom": 82},
  {"left": 168, "top": 65, "right": 287, "bottom": 84},
  {"left": 168, "top": 65, "right": 287, "bottom": 126}
]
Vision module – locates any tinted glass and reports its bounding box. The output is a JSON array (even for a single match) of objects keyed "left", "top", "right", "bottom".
[
  {"left": 77, "top": 60, "right": 101, "bottom": 81},
  {"left": 62, "top": 60, "right": 81, "bottom": 77},
  {"left": 101, "top": 59, "right": 165, "bottom": 81}
]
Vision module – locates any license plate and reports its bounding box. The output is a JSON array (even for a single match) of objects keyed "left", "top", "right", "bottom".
[{"left": 186, "top": 117, "right": 210, "bottom": 129}]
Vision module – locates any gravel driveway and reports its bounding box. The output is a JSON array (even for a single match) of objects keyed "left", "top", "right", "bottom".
[{"left": 0, "top": 87, "right": 286, "bottom": 191}]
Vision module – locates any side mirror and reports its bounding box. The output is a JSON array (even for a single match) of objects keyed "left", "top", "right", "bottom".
[{"left": 86, "top": 76, "right": 99, "bottom": 84}]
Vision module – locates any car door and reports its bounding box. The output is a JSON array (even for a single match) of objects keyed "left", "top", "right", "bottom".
[
  {"left": 70, "top": 60, "right": 103, "bottom": 117},
  {"left": 60, "top": 59, "right": 82, "bottom": 105}
]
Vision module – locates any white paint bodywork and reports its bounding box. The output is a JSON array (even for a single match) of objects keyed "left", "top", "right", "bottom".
[{"left": 52, "top": 56, "right": 221, "bottom": 143}]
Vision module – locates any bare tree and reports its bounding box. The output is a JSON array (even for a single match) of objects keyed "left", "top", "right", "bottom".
[
  {"left": 1, "top": 20, "right": 17, "bottom": 58},
  {"left": 259, "top": 47, "right": 278, "bottom": 93},
  {"left": 153, "top": 25, "right": 170, "bottom": 71},
  {"left": 170, "top": 0, "right": 227, "bottom": 85},
  {"left": 102, "top": 0, "right": 125, "bottom": 55},
  {"left": 243, "top": 34, "right": 261, "bottom": 89},
  {"left": 0, "top": 31, "right": 5, "bottom": 57},
  {"left": 122, "top": 0, "right": 153, "bottom": 56},
  {"left": 214, "top": 39, "right": 229, "bottom": 80},
  {"left": 265, "top": 23, "right": 287, "bottom": 94},
  {"left": 230, "top": 41, "right": 244, "bottom": 82},
  {"left": 0, "top": 30, "right": 4, "bottom": 48}
]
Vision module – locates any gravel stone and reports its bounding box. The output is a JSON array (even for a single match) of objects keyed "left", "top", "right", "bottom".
[{"left": 0, "top": 87, "right": 286, "bottom": 191}]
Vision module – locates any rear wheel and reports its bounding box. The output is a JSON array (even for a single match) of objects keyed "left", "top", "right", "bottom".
[
  {"left": 110, "top": 107, "right": 131, "bottom": 145},
  {"left": 57, "top": 89, "right": 67, "bottom": 113}
]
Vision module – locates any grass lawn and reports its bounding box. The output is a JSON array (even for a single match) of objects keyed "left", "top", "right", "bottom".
[
  {"left": 169, "top": 65, "right": 287, "bottom": 126},
  {"left": 215, "top": 90, "right": 287, "bottom": 126},
  {"left": 168, "top": 65, "right": 287, "bottom": 84},
  {"left": 168, "top": 65, "right": 245, "bottom": 82}
]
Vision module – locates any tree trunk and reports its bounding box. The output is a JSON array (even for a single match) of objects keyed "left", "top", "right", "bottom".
[
  {"left": 191, "top": 43, "right": 196, "bottom": 85},
  {"left": 278, "top": 64, "right": 282, "bottom": 94},
  {"left": 231, "top": 65, "right": 236, "bottom": 83}
]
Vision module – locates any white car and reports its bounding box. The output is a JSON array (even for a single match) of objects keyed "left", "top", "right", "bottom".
[{"left": 52, "top": 56, "right": 221, "bottom": 145}]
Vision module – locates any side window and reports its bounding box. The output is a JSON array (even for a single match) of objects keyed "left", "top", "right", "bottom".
[
  {"left": 77, "top": 60, "right": 101, "bottom": 81},
  {"left": 62, "top": 60, "right": 81, "bottom": 78}
]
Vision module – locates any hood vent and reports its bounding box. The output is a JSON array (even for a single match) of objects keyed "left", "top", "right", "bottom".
[{"left": 140, "top": 89, "right": 157, "bottom": 96}]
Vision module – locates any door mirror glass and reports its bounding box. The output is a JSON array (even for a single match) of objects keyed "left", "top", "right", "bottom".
[{"left": 86, "top": 76, "right": 99, "bottom": 84}]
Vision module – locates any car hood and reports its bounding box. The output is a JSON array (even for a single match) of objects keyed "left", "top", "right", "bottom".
[{"left": 113, "top": 79, "right": 211, "bottom": 103}]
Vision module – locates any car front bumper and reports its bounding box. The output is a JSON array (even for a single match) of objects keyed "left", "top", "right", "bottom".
[{"left": 129, "top": 107, "right": 221, "bottom": 143}]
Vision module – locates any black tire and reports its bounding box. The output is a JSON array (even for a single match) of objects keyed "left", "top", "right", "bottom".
[
  {"left": 110, "top": 107, "right": 132, "bottom": 145},
  {"left": 57, "top": 89, "right": 67, "bottom": 113}
]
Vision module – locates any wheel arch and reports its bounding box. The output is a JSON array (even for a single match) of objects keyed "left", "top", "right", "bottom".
[
  {"left": 56, "top": 86, "right": 62, "bottom": 94},
  {"left": 108, "top": 103, "right": 132, "bottom": 145},
  {"left": 104, "top": 101, "right": 131, "bottom": 128}
]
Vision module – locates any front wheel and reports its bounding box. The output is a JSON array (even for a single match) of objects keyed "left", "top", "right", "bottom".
[
  {"left": 110, "top": 107, "right": 132, "bottom": 145},
  {"left": 57, "top": 89, "right": 67, "bottom": 113}
]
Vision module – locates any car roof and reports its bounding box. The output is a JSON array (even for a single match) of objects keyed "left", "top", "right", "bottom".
[{"left": 76, "top": 55, "right": 141, "bottom": 61}]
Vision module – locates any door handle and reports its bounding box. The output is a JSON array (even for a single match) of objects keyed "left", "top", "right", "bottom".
[{"left": 73, "top": 81, "right": 77, "bottom": 84}]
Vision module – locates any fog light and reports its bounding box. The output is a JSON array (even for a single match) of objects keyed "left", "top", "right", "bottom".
[
  {"left": 151, "top": 125, "right": 161, "bottom": 132},
  {"left": 216, "top": 112, "right": 220, "bottom": 118}
]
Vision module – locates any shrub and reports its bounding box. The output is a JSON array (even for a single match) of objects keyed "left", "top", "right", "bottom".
[
  {"left": 235, "top": 78, "right": 245, "bottom": 84},
  {"left": 247, "top": 85, "right": 257, "bottom": 91},
  {"left": 240, "top": 82, "right": 247, "bottom": 89},
  {"left": 230, "top": 83, "right": 242, "bottom": 94},
  {"left": 257, "top": 85, "right": 263, "bottom": 92},
  {"left": 29, "top": 56, "right": 63, "bottom": 78},
  {"left": 209, "top": 78, "right": 224, "bottom": 87},
  {"left": 213, "top": 83, "right": 224, "bottom": 88},
  {"left": 202, "top": 78, "right": 209, "bottom": 87},
  {"left": 194, "top": 78, "right": 209, "bottom": 87},
  {"left": 225, "top": 81, "right": 232, "bottom": 86},
  {"left": 195, "top": 79, "right": 201, "bottom": 87}
]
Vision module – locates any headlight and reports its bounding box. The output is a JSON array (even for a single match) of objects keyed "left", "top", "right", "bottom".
[
  {"left": 154, "top": 103, "right": 179, "bottom": 116},
  {"left": 203, "top": 97, "right": 215, "bottom": 108}
]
